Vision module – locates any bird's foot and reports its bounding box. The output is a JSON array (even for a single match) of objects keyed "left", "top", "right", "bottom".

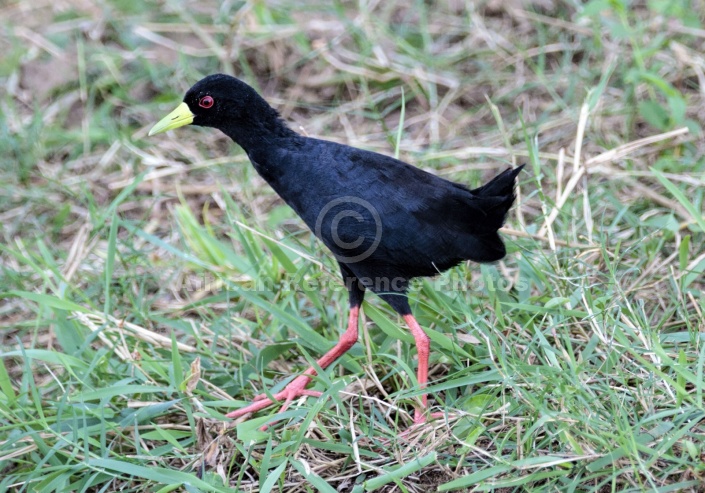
[
  {"left": 413, "top": 410, "right": 449, "bottom": 425},
  {"left": 225, "top": 374, "right": 322, "bottom": 430},
  {"left": 368, "top": 410, "right": 454, "bottom": 449}
]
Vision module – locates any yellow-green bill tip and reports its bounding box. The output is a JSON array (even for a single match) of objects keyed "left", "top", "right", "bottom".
[{"left": 148, "top": 102, "right": 195, "bottom": 136}]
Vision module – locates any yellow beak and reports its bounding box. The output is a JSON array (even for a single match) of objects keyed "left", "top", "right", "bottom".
[{"left": 148, "top": 102, "right": 194, "bottom": 136}]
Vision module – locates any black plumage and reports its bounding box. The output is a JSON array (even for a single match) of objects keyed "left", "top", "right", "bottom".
[{"left": 149, "top": 74, "right": 522, "bottom": 426}]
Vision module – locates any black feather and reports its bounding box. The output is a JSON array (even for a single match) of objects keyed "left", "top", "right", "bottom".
[{"left": 177, "top": 74, "right": 523, "bottom": 313}]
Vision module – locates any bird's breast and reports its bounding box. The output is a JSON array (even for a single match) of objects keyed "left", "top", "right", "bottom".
[{"left": 246, "top": 143, "right": 388, "bottom": 264}]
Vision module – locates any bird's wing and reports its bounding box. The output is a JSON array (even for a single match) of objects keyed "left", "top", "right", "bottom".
[{"left": 335, "top": 148, "right": 509, "bottom": 269}]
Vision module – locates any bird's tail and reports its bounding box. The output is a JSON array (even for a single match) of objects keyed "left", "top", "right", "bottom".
[
  {"left": 462, "top": 164, "right": 524, "bottom": 262},
  {"left": 472, "top": 164, "right": 524, "bottom": 198},
  {"left": 470, "top": 164, "right": 524, "bottom": 231}
]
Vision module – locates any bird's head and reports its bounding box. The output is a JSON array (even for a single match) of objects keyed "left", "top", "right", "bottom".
[{"left": 148, "top": 74, "right": 274, "bottom": 136}]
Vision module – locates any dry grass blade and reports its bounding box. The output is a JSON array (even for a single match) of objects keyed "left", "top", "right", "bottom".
[
  {"left": 75, "top": 312, "right": 197, "bottom": 354},
  {"left": 2, "top": 1, "right": 704, "bottom": 492},
  {"left": 585, "top": 127, "right": 690, "bottom": 166}
]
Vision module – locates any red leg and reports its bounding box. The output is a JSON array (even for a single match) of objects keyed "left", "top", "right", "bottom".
[
  {"left": 403, "top": 314, "right": 436, "bottom": 425},
  {"left": 226, "top": 306, "right": 360, "bottom": 422}
]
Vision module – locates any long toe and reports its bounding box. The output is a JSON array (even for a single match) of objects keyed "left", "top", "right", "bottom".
[
  {"left": 412, "top": 410, "right": 455, "bottom": 426},
  {"left": 225, "top": 375, "right": 317, "bottom": 422},
  {"left": 225, "top": 397, "right": 276, "bottom": 419}
]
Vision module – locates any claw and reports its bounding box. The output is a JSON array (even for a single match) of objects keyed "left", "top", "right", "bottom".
[
  {"left": 225, "top": 307, "right": 362, "bottom": 429},
  {"left": 226, "top": 375, "right": 321, "bottom": 430}
]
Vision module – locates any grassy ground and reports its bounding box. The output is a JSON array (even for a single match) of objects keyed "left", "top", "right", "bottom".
[{"left": 1, "top": 0, "right": 705, "bottom": 491}]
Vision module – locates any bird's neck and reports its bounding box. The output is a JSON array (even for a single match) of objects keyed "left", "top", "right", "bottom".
[{"left": 220, "top": 110, "right": 299, "bottom": 154}]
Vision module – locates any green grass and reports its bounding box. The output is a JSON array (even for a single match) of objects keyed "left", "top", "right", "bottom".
[{"left": 1, "top": 0, "right": 705, "bottom": 491}]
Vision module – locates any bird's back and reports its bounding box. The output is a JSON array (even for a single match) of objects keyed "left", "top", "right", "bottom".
[{"left": 248, "top": 138, "right": 520, "bottom": 283}]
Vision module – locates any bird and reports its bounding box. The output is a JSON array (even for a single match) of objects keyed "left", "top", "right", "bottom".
[{"left": 149, "top": 74, "right": 523, "bottom": 426}]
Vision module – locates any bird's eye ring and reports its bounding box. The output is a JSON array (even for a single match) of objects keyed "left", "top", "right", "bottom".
[{"left": 199, "top": 96, "right": 214, "bottom": 109}]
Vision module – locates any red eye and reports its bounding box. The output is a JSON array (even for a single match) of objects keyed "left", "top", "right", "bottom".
[{"left": 199, "top": 96, "right": 214, "bottom": 108}]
